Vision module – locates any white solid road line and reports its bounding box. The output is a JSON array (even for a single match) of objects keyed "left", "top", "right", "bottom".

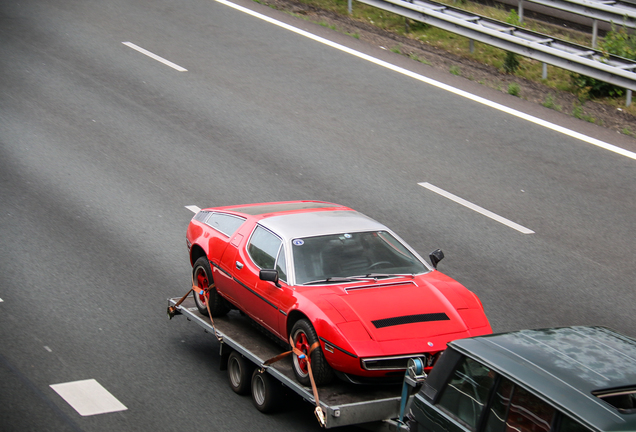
[
  {"left": 185, "top": 205, "right": 201, "bottom": 213},
  {"left": 214, "top": 0, "right": 636, "bottom": 162},
  {"left": 419, "top": 182, "right": 535, "bottom": 234},
  {"left": 50, "top": 379, "right": 127, "bottom": 416},
  {"left": 122, "top": 42, "right": 188, "bottom": 72}
]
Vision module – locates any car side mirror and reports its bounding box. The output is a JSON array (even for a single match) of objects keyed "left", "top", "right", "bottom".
[
  {"left": 260, "top": 269, "right": 281, "bottom": 287},
  {"left": 429, "top": 249, "right": 444, "bottom": 269}
]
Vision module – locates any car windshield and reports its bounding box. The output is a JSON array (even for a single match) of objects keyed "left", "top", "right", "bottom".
[{"left": 291, "top": 231, "right": 428, "bottom": 285}]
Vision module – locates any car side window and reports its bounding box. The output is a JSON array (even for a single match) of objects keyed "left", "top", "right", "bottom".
[
  {"left": 484, "top": 376, "right": 514, "bottom": 432},
  {"left": 276, "top": 247, "right": 287, "bottom": 282},
  {"left": 247, "top": 226, "right": 282, "bottom": 270},
  {"left": 205, "top": 212, "right": 245, "bottom": 237},
  {"left": 436, "top": 356, "right": 497, "bottom": 430},
  {"left": 485, "top": 377, "right": 556, "bottom": 432}
]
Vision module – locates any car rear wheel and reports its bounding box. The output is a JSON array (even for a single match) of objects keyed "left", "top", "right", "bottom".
[
  {"left": 290, "top": 319, "right": 334, "bottom": 386},
  {"left": 192, "top": 257, "right": 230, "bottom": 317}
]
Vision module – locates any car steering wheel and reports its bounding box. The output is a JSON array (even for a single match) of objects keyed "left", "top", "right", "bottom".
[{"left": 368, "top": 261, "right": 392, "bottom": 270}]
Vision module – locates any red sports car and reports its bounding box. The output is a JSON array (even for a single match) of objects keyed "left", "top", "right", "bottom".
[{"left": 186, "top": 201, "right": 491, "bottom": 386}]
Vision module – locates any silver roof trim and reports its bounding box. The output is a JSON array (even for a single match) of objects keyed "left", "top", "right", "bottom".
[{"left": 258, "top": 210, "right": 386, "bottom": 241}]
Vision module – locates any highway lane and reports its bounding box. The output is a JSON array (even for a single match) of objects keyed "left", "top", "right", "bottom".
[{"left": 1, "top": 0, "right": 635, "bottom": 430}]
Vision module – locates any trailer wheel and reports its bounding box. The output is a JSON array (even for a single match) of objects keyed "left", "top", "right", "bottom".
[
  {"left": 290, "top": 319, "right": 334, "bottom": 386},
  {"left": 192, "top": 257, "right": 229, "bottom": 317},
  {"left": 251, "top": 369, "right": 281, "bottom": 413},
  {"left": 228, "top": 351, "right": 253, "bottom": 395}
]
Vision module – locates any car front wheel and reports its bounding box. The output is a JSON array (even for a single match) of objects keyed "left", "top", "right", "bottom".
[{"left": 290, "top": 319, "right": 334, "bottom": 386}]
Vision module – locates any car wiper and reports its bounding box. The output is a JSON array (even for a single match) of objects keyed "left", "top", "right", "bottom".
[
  {"left": 302, "top": 277, "right": 369, "bottom": 285},
  {"left": 303, "top": 274, "right": 415, "bottom": 285},
  {"left": 353, "top": 273, "right": 415, "bottom": 279}
]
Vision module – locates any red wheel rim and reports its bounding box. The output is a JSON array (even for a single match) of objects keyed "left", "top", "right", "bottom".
[
  {"left": 195, "top": 268, "right": 209, "bottom": 304},
  {"left": 294, "top": 332, "right": 310, "bottom": 374}
]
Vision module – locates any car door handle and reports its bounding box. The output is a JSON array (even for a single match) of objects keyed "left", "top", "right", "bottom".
[{"left": 235, "top": 261, "right": 244, "bottom": 270}]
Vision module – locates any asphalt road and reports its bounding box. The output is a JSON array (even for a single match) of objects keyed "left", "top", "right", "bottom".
[{"left": 1, "top": 0, "right": 635, "bottom": 430}]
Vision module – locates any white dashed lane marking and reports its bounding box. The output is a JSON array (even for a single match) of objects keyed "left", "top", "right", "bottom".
[
  {"left": 419, "top": 182, "right": 535, "bottom": 235},
  {"left": 50, "top": 379, "right": 127, "bottom": 416},
  {"left": 185, "top": 205, "right": 201, "bottom": 214},
  {"left": 122, "top": 42, "right": 187, "bottom": 72}
]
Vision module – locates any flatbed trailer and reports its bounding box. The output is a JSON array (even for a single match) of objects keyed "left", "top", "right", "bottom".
[{"left": 168, "top": 296, "right": 420, "bottom": 429}]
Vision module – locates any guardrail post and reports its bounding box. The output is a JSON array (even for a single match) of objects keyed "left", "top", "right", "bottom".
[
  {"left": 542, "top": 63, "right": 547, "bottom": 79},
  {"left": 592, "top": 19, "right": 598, "bottom": 48},
  {"left": 348, "top": 0, "right": 352, "bottom": 15},
  {"left": 518, "top": 0, "right": 524, "bottom": 23},
  {"left": 627, "top": 90, "right": 633, "bottom": 107}
]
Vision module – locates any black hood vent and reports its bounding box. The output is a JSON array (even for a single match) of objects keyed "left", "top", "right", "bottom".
[{"left": 372, "top": 312, "right": 450, "bottom": 329}]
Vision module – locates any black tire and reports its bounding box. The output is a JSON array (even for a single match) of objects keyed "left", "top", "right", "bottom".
[
  {"left": 227, "top": 351, "right": 253, "bottom": 395},
  {"left": 251, "top": 369, "right": 281, "bottom": 413},
  {"left": 290, "top": 319, "right": 334, "bottom": 386},
  {"left": 192, "top": 257, "right": 230, "bottom": 317}
]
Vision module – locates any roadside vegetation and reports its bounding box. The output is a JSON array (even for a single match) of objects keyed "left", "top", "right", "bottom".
[{"left": 264, "top": 0, "right": 636, "bottom": 132}]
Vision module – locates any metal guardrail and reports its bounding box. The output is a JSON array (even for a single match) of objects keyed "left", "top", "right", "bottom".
[
  {"left": 520, "top": 0, "right": 636, "bottom": 27},
  {"left": 517, "top": 0, "right": 636, "bottom": 47},
  {"left": 355, "top": 0, "right": 636, "bottom": 94}
]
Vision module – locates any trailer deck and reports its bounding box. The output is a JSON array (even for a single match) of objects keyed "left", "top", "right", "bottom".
[{"left": 168, "top": 296, "right": 409, "bottom": 428}]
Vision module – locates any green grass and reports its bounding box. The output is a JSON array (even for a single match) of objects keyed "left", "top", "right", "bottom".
[
  {"left": 508, "top": 83, "right": 520, "bottom": 96},
  {"left": 319, "top": 20, "right": 337, "bottom": 30},
  {"left": 542, "top": 93, "right": 562, "bottom": 111},
  {"left": 409, "top": 53, "right": 431, "bottom": 64},
  {"left": 572, "top": 103, "right": 597, "bottom": 123}
]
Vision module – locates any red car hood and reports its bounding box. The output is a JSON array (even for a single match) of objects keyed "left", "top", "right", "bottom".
[{"left": 335, "top": 279, "right": 470, "bottom": 342}]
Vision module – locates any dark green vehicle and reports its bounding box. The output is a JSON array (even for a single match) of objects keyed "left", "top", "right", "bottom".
[{"left": 409, "top": 326, "right": 636, "bottom": 432}]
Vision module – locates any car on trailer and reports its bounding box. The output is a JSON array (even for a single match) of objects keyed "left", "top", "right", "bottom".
[
  {"left": 185, "top": 200, "right": 492, "bottom": 386},
  {"left": 168, "top": 295, "right": 421, "bottom": 428},
  {"left": 409, "top": 326, "right": 636, "bottom": 432}
]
